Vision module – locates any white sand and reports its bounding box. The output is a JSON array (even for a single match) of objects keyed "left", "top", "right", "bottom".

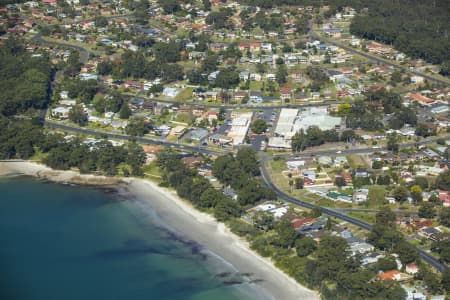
[
  {"left": 0, "top": 161, "right": 122, "bottom": 185},
  {"left": 0, "top": 161, "right": 318, "bottom": 300},
  {"left": 127, "top": 179, "right": 319, "bottom": 300}
]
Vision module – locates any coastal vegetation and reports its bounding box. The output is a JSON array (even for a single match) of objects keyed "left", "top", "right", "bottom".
[
  {"left": 0, "top": 43, "right": 146, "bottom": 176},
  {"left": 156, "top": 147, "right": 443, "bottom": 299}
]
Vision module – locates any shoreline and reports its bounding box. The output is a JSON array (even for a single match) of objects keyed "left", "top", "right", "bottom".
[{"left": 0, "top": 161, "right": 318, "bottom": 300}]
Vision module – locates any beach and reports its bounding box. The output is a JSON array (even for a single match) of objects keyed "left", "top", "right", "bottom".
[{"left": 0, "top": 161, "right": 319, "bottom": 300}]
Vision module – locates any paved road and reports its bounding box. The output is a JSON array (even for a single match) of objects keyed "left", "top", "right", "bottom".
[
  {"left": 43, "top": 119, "right": 448, "bottom": 272},
  {"left": 309, "top": 29, "right": 450, "bottom": 87},
  {"left": 44, "top": 121, "right": 225, "bottom": 156},
  {"left": 336, "top": 208, "right": 418, "bottom": 216},
  {"left": 280, "top": 134, "right": 449, "bottom": 159},
  {"left": 32, "top": 32, "right": 90, "bottom": 64},
  {"left": 134, "top": 90, "right": 346, "bottom": 110},
  {"left": 259, "top": 155, "right": 448, "bottom": 273}
]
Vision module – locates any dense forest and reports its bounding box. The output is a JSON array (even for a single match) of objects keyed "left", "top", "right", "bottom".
[
  {"left": 0, "top": 41, "right": 53, "bottom": 116},
  {"left": 239, "top": 0, "right": 449, "bottom": 70},
  {"left": 0, "top": 42, "right": 146, "bottom": 175},
  {"left": 349, "top": 0, "right": 450, "bottom": 67}
]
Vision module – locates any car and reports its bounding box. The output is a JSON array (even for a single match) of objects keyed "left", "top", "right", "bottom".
[{"left": 336, "top": 150, "right": 342, "bottom": 154}]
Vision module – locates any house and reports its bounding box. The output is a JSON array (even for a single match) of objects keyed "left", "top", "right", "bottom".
[
  {"left": 341, "top": 172, "right": 352, "bottom": 183},
  {"left": 181, "top": 156, "right": 204, "bottom": 168},
  {"left": 405, "top": 263, "right": 419, "bottom": 275},
  {"left": 354, "top": 168, "right": 369, "bottom": 178},
  {"left": 410, "top": 75, "right": 424, "bottom": 84},
  {"left": 250, "top": 73, "right": 262, "bottom": 81},
  {"left": 233, "top": 91, "right": 247, "bottom": 103},
  {"left": 286, "top": 160, "right": 305, "bottom": 171},
  {"left": 223, "top": 187, "right": 238, "bottom": 201},
  {"left": 419, "top": 227, "right": 441, "bottom": 241},
  {"left": 190, "top": 128, "right": 209, "bottom": 141},
  {"left": 353, "top": 189, "right": 369, "bottom": 204},
  {"left": 407, "top": 93, "right": 434, "bottom": 106},
  {"left": 303, "top": 170, "right": 316, "bottom": 181},
  {"left": 334, "top": 156, "right": 348, "bottom": 167},
  {"left": 318, "top": 156, "right": 332, "bottom": 166},
  {"left": 361, "top": 252, "right": 384, "bottom": 266},
  {"left": 378, "top": 270, "right": 411, "bottom": 282},
  {"left": 51, "top": 106, "right": 71, "bottom": 119},
  {"left": 280, "top": 86, "right": 292, "bottom": 101},
  {"left": 291, "top": 218, "right": 314, "bottom": 229},
  {"left": 163, "top": 87, "right": 180, "bottom": 98},
  {"left": 349, "top": 242, "right": 375, "bottom": 255},
  {"left": 249, "top": 91, "right": 263, "bottom": 104}
]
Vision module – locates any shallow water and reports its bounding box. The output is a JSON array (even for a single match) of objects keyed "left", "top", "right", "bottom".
[{"left": 0, "top": 177, "right": 259, "bottom": 300}]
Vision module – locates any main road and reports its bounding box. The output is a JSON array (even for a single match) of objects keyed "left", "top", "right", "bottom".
[
  {"left": 44, "top": 119, "right": 448, "bottom": 272},
  {"left": 259, "top": 155, "right": 448, "bottom": 273},
  {"left": 44, "top": 120, "right": 225, "bottom": 156},
  {"left": 309, "top": 27, "right": 450, "bottom": 87}
]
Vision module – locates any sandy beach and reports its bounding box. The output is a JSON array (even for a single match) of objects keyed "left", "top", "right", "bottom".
[
  {"left": 0, "top": 160, "right": 122, "bottom": 185},
  {"left": 0, "top": 161, "right": 319, "bottom": 300}
]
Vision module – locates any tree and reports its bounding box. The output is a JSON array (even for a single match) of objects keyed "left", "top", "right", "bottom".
[
  {"left": 394, "top": 240, "right": 418, "bottom": 264},
  {"left": 334, "top": 176, "right": 346, "bottom": 187},
  {"left": 199, "top": 187, "right": 220, "bottom": 208},
  {"left": 276, "top": 63, "right": 288, "bottom": 84},
  {"left": 125, "top": 117, "right": 151, "bottom": 136},
  {"left": 436, "top": 170, "right": 450, "bottom": 190},
  {"left": 152, "top": 41, "right": 181, "bottom": 63},
  {"left": 413, "top": 177, "right": 428, "bottom": 190},
  {"left": 119, "top": 103, "right": 132, "bottom": 119},
  {"left": 372, "top": 160, "right": 383, "bottom": 169},
  {"left": 291, "top": 129, "right": 306, "bottom": 152},
  {"left": 295, "top": 178, "right": 304, "bottom": 189},
  {"left": 442, "top": 269, "right": 450, "bottom": 293},
  {"left": 418, "top": 202, "right": 436, "bottom": 219},
  {"left": 374, "top": 256, "right": 397, "bottom": 272},
  {"left": 202, "top": 0, "right": 211, "bottom": 10},
  {"left": 214, "top": 197, "right": 240, "bottom": 221},
  {"left": 251, "top": 118, "right": 268, "bottom": 134},
  {"left": 253, "top": 211, "right": 274, "bottom": 231},
  {"left": 387, "top": 132, "right": 399, "bottom": 153},
  {"left": 236, "top": 147, "right": 259, "bottom": 176},
  {"left": 97, "top": 60, "right": 113, "bottom": 75},
  {"left": 410, "top": 185, "right": 423, "bottom": 205},
  {"left": 68, "top": 104, "right": 88, "bottom": 126},
  {"left": 393, "top": 186, "right": 409, "bottom": 203},
  {"left": 218, "top": 106, "right": 226, "bottom": 121},
  {"left": 157, "top": 0, "right": 180, "bottom": 14},
  {"left": 316, "top": 236, "right": 349, "bottom": 279},
  {"left": 295, "top": 237, "right": 317, "bottom": 257},
  {"left": 274, "top": 217, "right": 297, "bottom": 248},
  {"left": 439, "top": 207, "right": 450, "bottom": 227},
  {"left": 215, "top": 67, "right": 240, "bottom": 89},
  {"left": 256, "top": 63, "right": 266, "bottom": 74}
]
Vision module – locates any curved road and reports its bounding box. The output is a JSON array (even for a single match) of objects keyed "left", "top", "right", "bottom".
[
  {"left": 44, "top": 119, "right": 448, "bottom": 272},
  {"left": 309, "top": 29, "right": 450, "bottom": 87},
  {"left": 259, "top": 155, "right": 448, "bottom": 273},
  {"left": 32, "top": 32, "right": 90, "bottom": 64}
]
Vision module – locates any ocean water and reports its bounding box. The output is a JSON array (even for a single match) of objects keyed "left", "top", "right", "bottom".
[{"left": 0, "top": 177, "right": 259, "bottom": 300}]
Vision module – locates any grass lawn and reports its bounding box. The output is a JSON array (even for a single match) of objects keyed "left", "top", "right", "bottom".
[
  {"left": 269, "top": 159, "right": 287, "bottom": 172},
  {"left": 249, "top": 81, "right": 263, "bottom": 90},
  {"left": 347, "top": 212, "right": 376, "bottom": 224},
  {"left": 143, "top": 161, "right": 162, "bottom": 179},
  {"left": 347, "top": 154, "right": 367, "bottom": 168},
  {"left": 174, "top": 87, "right": 195, "bottom": 102}
]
